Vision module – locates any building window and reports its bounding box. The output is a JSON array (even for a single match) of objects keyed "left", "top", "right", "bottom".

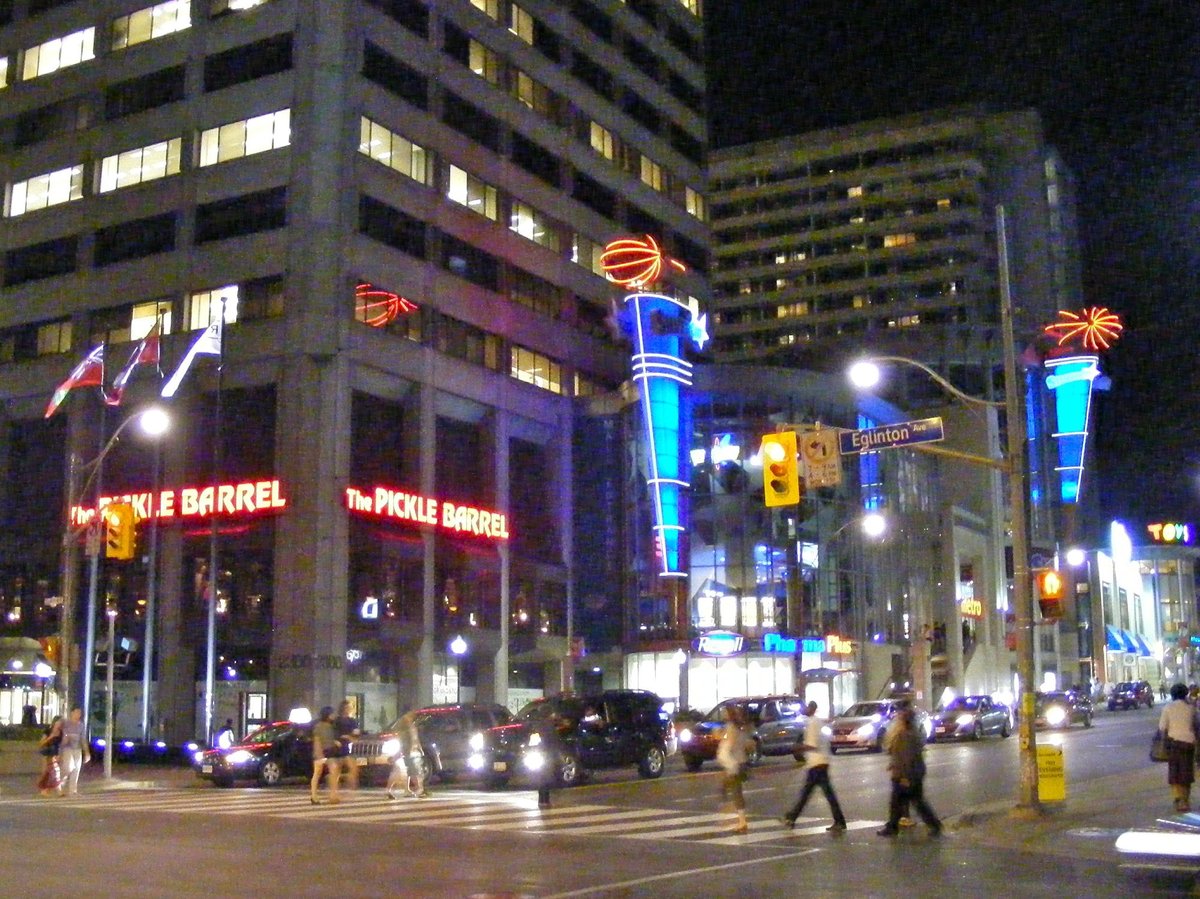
[
  {"left": 571, "top": 234, "right": 606, "bottom": 277},
  {"left": 37, "top": 320, "right": 73, "bottom": 356},
  {"left": 847, "top": 185, "right": 863, "bottom": 198},
  {"left": 211, "top": 0, "right": 273, "bottom": 13},
  {"left": 194, "top": 186, "right": 287, "bottom": 243},
  {"left": 359, "top": 195, "right": 427, "bottom": 258},
  {"left": 131, "top": 299, "right": 172, "bottom": 337},
  {"left": 883, "top": 233, "right": 917, "bottom": 248},
  {"left": 470, "top": 0, "right": 500, "bottom": 19},
  {"left": 589, "top": 122, "right": 615, "bottom": 160},
  {"left": 22, "top": 27, "right": 95, "bottom": 81},
  {"left": 112, "top": 1, "right": 192, "bottom": 50},
  {"left": 640, "top": 157, "right": 663, "bottom": 192},
  {"left": 447, "top": 166, "right": 498, "bottom": 221},
  {"left": 105, "top": 65, "right": 186, "bottom": 119},
  {"left": 362, "top": 42, "right": 428, "bottom": 109},
  {"left": 199, "top": 109, "right": 291, "bottom": 167},
  {"left": 435, "top": 314, "right": 500, "bottom": 371},
  {"left": 99, "top": 138, "right": 182, "bottom": 193},
  {"left": 511, "top": 345, "right": 562, "bottom": 394},
  {"left": 510, "top": 202, "right": 558, "bottom": 250},
  {"left": 677, "top": 0, "right": 700, "bottom": 14},
  {"left": 204, "top": 33, "right": 292, "bottom": 92},
  {"left": 512, "top": 70, "right": 553, "bottom": 115},
  {"left": 468, "top": 40, "right": 501, "bottom": 84},
  {"left": 509, "top": 4, "right": 534, "bottom": 43},
  {"left": 94, "top": 213, "right": 177, "bottom": 266},
  {"left": 685, "top": 186, "right": 706, "bottom": 221},
  {"left": 188, "top": 285, "right": 239, "bottom": 331},
  {"left": 0, "top": 57, "right": 8, "bottom": 89},
  {"left": 4, "top": 236, "right": 79, "bottom": 287},
  {"left": 6, "top": 165, "right": 84, "bottom": 217},
  {"left": 358, "top": 117, "right": 428, "bottom": 184}
]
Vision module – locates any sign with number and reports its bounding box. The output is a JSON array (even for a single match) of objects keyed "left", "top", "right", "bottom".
[{"left": 799, "top": 429, "right": 842, "bottom": 488}]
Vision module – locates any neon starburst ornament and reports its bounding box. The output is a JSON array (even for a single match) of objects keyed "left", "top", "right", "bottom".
[
  {"left": 355, "top": 283, "right": 417, "bottom": 328},
  {"left": 1043, "top": 307, "right": 1124, "bottom": 351},
  {"left": 600, "top": 235, "right": 686, "bottom": 289}
]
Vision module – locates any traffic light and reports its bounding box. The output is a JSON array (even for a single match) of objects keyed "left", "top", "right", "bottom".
[
  {"left": 1036, "top": 569, "right": 1065, "bottom": 619},
  {"left": 760, "top": 431, "right": 800, "bottom": 507},
  {"left": 104, "top": 502, "right": 137, "bottom": 561}
]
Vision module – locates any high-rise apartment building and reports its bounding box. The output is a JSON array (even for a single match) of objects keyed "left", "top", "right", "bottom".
[{"left": 0, "top": 0, "right": 707, "bottom": 740}]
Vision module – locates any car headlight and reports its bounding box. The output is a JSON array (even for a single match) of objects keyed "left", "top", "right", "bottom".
[
  {"left": 856, "top": 723, "right": 876, "bottom": 737},
  {"left": 956, "top": 714, "right": 975, "bottom": 727},
  {"left": 193, "top": 750, "right": 206, "bottom": 764},
  {"left": 528, "top": 732, "right": 542, "bottom": 747},
  {"left": 679, "top": 728, "right": 693, "bottom": 743},
  {"left": 381, "top": 738, "right": 400, "bottom": 757},
  {"left": 469, "top": 732, "right": 485, "bottom": 752},
  {"left": 225, "top": 750, "right": 255, "bottom": 765},
  {"left": 1045, "top": 706, "right": 1067, "bottom": 726},
  {"left": 524, "top": 749, "right": 545, "bottom": 771}
]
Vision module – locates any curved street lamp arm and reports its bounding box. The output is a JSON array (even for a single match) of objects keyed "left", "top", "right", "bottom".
[{"left": 865, "top": 355, "right": 1006, "bottom": 409}]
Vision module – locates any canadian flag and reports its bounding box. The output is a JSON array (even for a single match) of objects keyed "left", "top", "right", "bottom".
[
  {"left": 44, "top": 345, "right": 105, "bottom": 418},
  {"left": 106, "top": 321, "right": 162, "bottom": 406}
]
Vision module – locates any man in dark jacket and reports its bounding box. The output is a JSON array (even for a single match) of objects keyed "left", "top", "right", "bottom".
[{"left": 877, "top": 707, "right": 941, "bottom": 837}]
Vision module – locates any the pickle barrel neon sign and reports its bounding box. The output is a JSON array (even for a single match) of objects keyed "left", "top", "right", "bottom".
[{"left": 71, "top": 478, "right": 287, "bottom": 525}]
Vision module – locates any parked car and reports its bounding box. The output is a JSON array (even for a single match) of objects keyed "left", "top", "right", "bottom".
[
  {"left": 194, "top": 720, "right": 314, "bottom": 787},
  {"left": 489, "top": 690, "right": 672, "bottom": 787},
  {"left": 1034, "top": 690, "right": 1093, "bottom": 729},
  {"left": 1108, "top": 681, "right": 1154, "bottom": 711},
  {"left": 353, "top": 703, "right": 516, "bottom": 787},
  {"left": 677, "top": 695, "right": 808, "bottom": 771},
  {"left": 929, "top": 695, "right": 1012, "bottom": 742},
  {"left": 827, "top": 699, "right": 931, "bottom": 754}
]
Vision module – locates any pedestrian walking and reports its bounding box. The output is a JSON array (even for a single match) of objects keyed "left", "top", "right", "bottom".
[
  {"left": 58, "top": 707, "right": 89, "bottom": 795},
  {"left": 1159, "top": 682, "right": 1198, "bottom": 812},
  {"left": 877, "top": 707, "right": 941, "bottom": 837},
  {"left": 215, "top": 719, "right": 235, "bottom": 750},
  {"left": 780, "top": 701, "right": 847, "bottom": 833},
  {"left": 386, "top": 710, "right": 429, "bottom": 799},
  {"left": 333, "top": 700, "right": 361, "bottom": 790},
  {"left": 310, "top": 706, "right": 341, "bottom": 805},
  {"left": 716, "top": 704, "right": 754, "bottom": 834},
  {"left": 1159, "top": 681, "right": 1169, "bottom": 701},
  {"left": 36, "top": 714, "right": 63, "bottom": 797},
  {"left": 531, "top": 711, "right": 569, "bottom": 809}
]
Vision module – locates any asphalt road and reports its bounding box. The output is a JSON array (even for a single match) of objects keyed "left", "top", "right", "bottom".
[{"left": 0, "top": 704, "right": 1187, "bottom": 898}]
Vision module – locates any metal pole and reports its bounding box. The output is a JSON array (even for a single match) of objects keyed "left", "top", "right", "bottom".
[
  {"left": 81, "top": 406, "right": 107, "bottom": 736},
  {"left": 103, "top": 603, "right": 116, "bottom": 779},
  {"left": 140, "top": 442, "right": 161, "bottom": 742},
  {"left": 997, "top": 205, "right": 1040, "bottom": 812},
  {"left": 203, "top": 300, "right": 225, "bottom": 746},
  {"left": 58, "top": 451, "right": 80, "bottom": 714}
]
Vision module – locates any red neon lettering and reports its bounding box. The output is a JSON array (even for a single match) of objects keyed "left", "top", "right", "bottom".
[
  {"left": 235, "top": 482, "right": 254, "bottom": 512},
  {"left": 348, "top": 485, "right": 508, "bottom": 540}
]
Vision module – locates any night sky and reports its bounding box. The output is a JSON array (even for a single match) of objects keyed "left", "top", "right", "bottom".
[{"left": 705, "top": 1, "right": 1200, "bottom": 535}]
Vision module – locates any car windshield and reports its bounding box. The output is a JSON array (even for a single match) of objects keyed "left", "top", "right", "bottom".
[
  {"left": 518, "top": 697, "right": 589, "bottom": 724},
  {"left": 942, "top": 697, "right": 982, "bottom": 712},
  {"left": 237, "top": 722, "right": 297, "bottom": 746},
  {"left": 1037, "top": 692, "right": 1069, "bottom": 706},
  {"left": 841, "top": 702, "right": 887, "bottom": 718},
  {"left": 706, "top": 700, "right": 765, "bottom": 727}
]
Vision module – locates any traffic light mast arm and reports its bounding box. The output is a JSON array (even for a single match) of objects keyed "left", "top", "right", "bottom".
[{"left": 910, "top": 442, "right": 1010, "bottom": 471}]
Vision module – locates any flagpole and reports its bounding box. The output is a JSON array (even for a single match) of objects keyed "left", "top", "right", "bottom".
[
  {"left": 140, "top": 421, "right": 161, "bottom": 742},
  {"left": 203, "top": 302, "right": 224, "bottom": 746},
  {"left": 81, "top": 402, "right": 107, "bottom": 736}
]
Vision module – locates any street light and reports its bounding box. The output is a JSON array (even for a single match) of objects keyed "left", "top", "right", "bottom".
[
  {"left": 103, "top": 602, "right": 117, "bottom": 779},
  {"left": 845, "top": 205, "right": 1039, "bottom": 814},
  {"left": 449, "top": 635, "right": 467, "bottom": 703}
]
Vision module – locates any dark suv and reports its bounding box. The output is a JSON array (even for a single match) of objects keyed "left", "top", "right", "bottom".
[
  {"left": 489, "top": 690, "right": 672, "bottom": 787},
  {"left": 1108, "top": 681, "right": 1154, "bottom": 710}
]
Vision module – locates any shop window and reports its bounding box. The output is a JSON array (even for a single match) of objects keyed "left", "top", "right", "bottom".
[
  {"left": 194, "top": 186, "right": 287, "bottom": 243},
  {"left": 203, "top": 32, "right": 292, "bottom": 92},
  {"left": 99, "top": 138, "right": 182, "bottom": 193},
  {"left": 447, "top": 166, "right": 498, "bottom": 221},
  {"left": 105, "top": 66, "right": 186, "bottom": 120},
  {"left": 112, "top": 1, "right": 192, "bottom": 50},
  {"left": 6, "top": 165, "right": 83, "bottom": 217},
  {"left": 93, "top": 213, "right": 178, "bottom": 266},
  {"left": 358, "top": 117, "right": 429, "bottom": 184},
  {"left": 3, "top": 236, "right": 78, "bottom": 286},
  {"left": 198, "top": 109, "right": 291, "bottom": 167},
  {"left": 22, "top": 27, "right": 94, "bottom": 81},
  {"left": 362, "top": 42, "right": 428, "bottom": 109}
]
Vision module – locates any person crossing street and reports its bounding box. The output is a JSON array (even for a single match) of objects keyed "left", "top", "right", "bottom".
[{"left": 780, "top": 701, "right": 847, "bottom": 833}]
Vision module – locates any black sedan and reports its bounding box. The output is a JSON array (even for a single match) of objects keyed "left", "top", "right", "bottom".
[
  {"left": 194, "top": 721, "right": 315, "bottom": 787},
  {"left": 930, "top": 695, "right": 1012, "bottom": 742},
  {"left": 1034, "top": 690, "right": 1093, "bottom": 730}
]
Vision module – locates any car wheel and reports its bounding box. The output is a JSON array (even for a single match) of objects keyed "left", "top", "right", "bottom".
[
  {"left": 556, "top": 753, "right": 581, "bottom": 788},
  {"left": 639, "top": 745, "right": 666, "bottom": 778},
  {"left": 683, "top": 755, "right": 704, "bottom": 772},
  {"left": 746, "top": 740, "right": 762, "bottom": 767},
  {"left": 972, "top": 723, "right": 983, "bottom": 741},
  {"left": 1001, "top": 719, "right": 1011, "bottom": 738},
  {"left": 258, "top": 759, "right": 284, "bottom": 787}
]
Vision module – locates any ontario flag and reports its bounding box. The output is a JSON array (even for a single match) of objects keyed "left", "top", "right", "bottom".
[
  {"left": 161, "top": 317, "right": 222, "bottom": 398},
  {"left": 44, "top": 345, "right": 105, "bottom": 419},
  {"left": 105, "top": 321, "right": 162, "bottom": 407}
]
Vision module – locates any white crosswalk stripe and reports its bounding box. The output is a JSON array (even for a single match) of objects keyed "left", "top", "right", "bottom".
[{"left": 2, "top": 788, "right": 881, "bottom": 845}]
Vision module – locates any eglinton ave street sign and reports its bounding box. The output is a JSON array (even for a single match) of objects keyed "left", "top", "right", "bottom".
[{"left": 838, "top": 417, "right": 945, "bottom": 454}]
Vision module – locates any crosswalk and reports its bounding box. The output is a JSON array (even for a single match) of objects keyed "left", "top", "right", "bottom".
[{"left": 3, "top": 787, "right": 882, "bottom": 846}]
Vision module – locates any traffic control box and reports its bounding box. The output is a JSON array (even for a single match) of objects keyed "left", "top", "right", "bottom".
[{"left": 760, "top": 431, "right": 800, "bottom": 507}]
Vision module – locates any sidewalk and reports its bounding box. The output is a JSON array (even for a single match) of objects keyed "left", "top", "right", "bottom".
[{"left": 0, "top": 762, "right": 200, "bottom": 797}]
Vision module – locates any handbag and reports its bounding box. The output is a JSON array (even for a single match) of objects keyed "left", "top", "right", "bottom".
[{"left": 1151, "top": 729, "right": 1170, "bottom": 763}]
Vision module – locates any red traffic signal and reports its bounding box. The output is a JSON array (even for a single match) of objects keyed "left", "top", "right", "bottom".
[{"left": 1036, "top": 569, "right": 1065, "bottom": 620}]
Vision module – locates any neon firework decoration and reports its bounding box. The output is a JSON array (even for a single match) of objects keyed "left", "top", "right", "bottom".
[
  {"left": 356, "top": 283, "right": 417, "bottom": 328},
  {"left": 609, "top": 236, "right": 708, "bottom": 578},
  {"left": 1043, "top": 307, "right": 1123, "bottom": 351}
]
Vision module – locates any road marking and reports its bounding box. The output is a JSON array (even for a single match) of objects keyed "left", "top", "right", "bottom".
[{"left": 701, "top": 818, "right": 882, "bottom": 846}]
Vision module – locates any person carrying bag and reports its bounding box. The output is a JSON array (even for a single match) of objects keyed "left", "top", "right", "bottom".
[{"left": 1158, "top": 683, "right": 1198, "bottom": 811}]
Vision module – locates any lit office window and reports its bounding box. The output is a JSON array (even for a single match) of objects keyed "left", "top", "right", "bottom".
[
  {"left": 22, "top": 27, "right": 95, "bottom": 81},
  {"left": 677, "top": 0, "right": 700, "bottom": 14},
  {"left": 0, "top": 57, "right": 8, "bottom": 89},
  {"left": 685, "top": 186, "right": 706, "bottom": 220},
  {"left": 571, "top": 234, "right": 606, "bottom": 276},
  {"left": 640, "top": 157, "right": 663, "bottom": 192},
  {"left": 36, "top": 320, "right": 73, "bottom": 356},
  {"left": 447, "top": 165, "right": 498, "bottom": 221},
  {"left": 131, "top": 300, "right": 172, "bottom": 338},
  {"left": 512, "top": 70, "right": 552, "bottom": 115},
  {"left": 199, "top": 109, "right": 290, "bottom": 167},
  {"left": 358, "top": 117, "right": 428, "bottom": 184},
  {"left": 510, "top": 202, "right": 558, "bottom": 250},
  {"left": 471, "top": 0, "right": 500, "bottom": 20},
  {"left": 112, "top": 0, "right": 192, "bottom": 50},
  {"left": 469, "top": 40, "right": 501, "bottom": 84},
  {"left": 883, "top": 233, "right": 917, "bottom": 248},
  {"left": 589, "top": 122, "right": 615, "bottom": 160},
  {"left": 99, "top": 138, "right": 182, "bottom": 193},
  {"left": 7, "top": 165, "right": 84, "bottom": 217},
  {"left": 187, "top": 285, "right": 239, "bottom": 331},
  {"left": 511, "top": 345, "right": 562, "bottom": 394},
  {"left": 212, "top": 0, "right": 271, "bottom": 11},
  {"left": 509, "top": 4, "right": 534, "bottom": 43}
]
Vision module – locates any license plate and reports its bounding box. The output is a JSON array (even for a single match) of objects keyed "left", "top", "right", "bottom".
[
  {"left": 201, "top": 765, "right": 213, "bottom": 774},
  {"left": 493, "top": 761, "right": 507, "bottom": 772}
]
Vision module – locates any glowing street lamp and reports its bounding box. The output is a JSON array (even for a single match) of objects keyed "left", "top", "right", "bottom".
[{"left": 450, "top": 635, "right": 468, "bottom": 704}]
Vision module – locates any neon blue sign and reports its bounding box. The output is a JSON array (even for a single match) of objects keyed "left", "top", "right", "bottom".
[
  {"left": 763, "top": 632, "right": 797, "bottom": 653},
  {"left": 693, "top": 630, "right": 745, "bottom": 655},
  {"left": 1045, "top": 354, "right": 1100, "bottom": 503}
]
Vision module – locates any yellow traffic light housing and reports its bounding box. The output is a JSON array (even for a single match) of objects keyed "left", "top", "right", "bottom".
[
  {"left": 104, "top": 502, "right": 137, "bottom": 561},
  {"left": 1036, "top": 569, "right": 1065, "bottom": 620},
  {"left": 760, "top": 431, "right": 800, "bottom": 507}
]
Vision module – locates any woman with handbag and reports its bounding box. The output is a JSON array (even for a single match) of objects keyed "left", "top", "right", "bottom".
[
  {"left": 1159, "top": 682, "right": 1197, "bottom": 812},
  {"left": 36, "top": 715, "right": 63, "bottom": 796},
  {"left": 716, "top": 705, "right": 754, "bottom": 834}
]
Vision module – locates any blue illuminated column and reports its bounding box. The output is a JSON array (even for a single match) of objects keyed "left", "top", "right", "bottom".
[
  {"left": 1044, "top": 354, "right": 1102, "bottom": 503},
  {"left": 619, "top": 293, "right": 707, "bottom": 578}
]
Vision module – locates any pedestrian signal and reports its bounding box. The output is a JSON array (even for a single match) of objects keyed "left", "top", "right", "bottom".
[
  {"left": 104, "top": 502, "right": 137, "bottom": 561},
  {"left": 1036, "top": 569, "right": 1065, "bottom": 619},
  {"left": 760, "top": 432, "right": 800, "bottom": 507}
]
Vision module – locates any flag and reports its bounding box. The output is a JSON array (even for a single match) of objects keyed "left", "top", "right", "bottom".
[
  {"left": 161, "top": 318, "right": 222, "bottom": 398},
  {"left": 105, "top": 321, "right": 162, "bottom": 406},
  {"left": 44, "top": 345, "right": 105, "bottom": 419}
]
